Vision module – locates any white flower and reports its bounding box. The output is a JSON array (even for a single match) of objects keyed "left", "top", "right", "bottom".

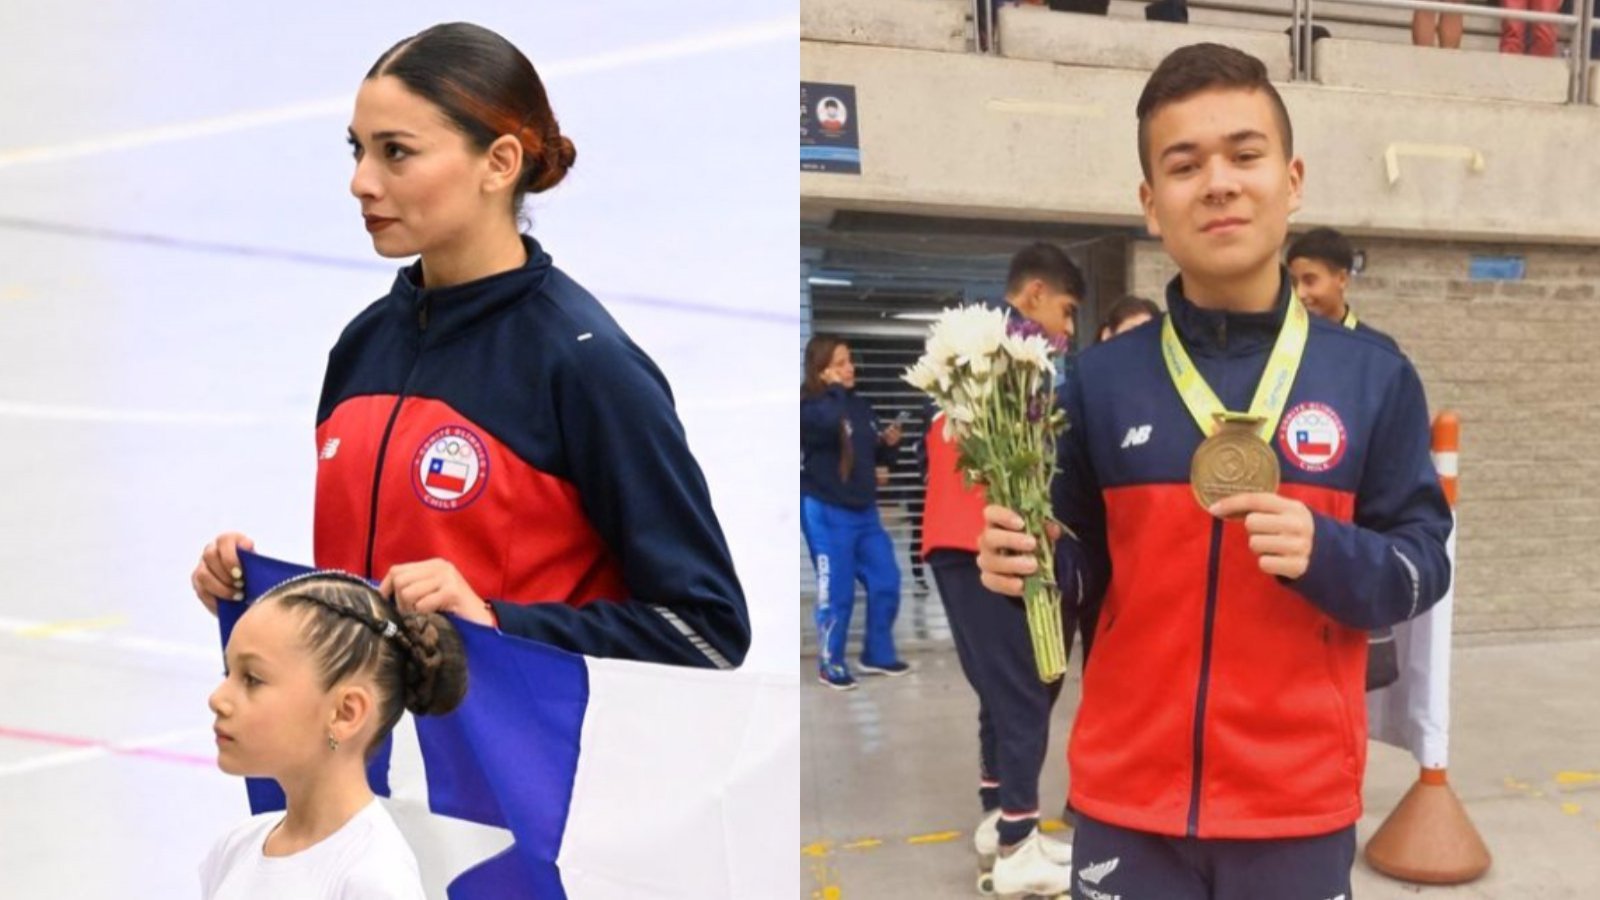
[
  {"left": 1002, "top": 332, "right": 1054, "bottom": 371},
  {"left": 902, "top": 358, "right": 943, "bottom": 392},
  {"left": 942, "top": 306, "right": 1007, "bottom": 369}
]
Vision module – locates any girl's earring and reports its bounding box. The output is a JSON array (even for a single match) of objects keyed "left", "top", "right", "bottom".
[{"left": 328, "top": 733, "right": 340, "bottom": 752}]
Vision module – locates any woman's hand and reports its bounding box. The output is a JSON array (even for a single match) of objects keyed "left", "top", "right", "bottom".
[
  {"left": 192, "top": 532, "right": 255, "bottom": 616},
  {"left": 380, "top": 558, "right": 495, "bottom": 626}
]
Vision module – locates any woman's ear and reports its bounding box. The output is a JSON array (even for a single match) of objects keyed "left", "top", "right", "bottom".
[{"left": 483, "top": 134, "right": 525, "bottom": 195}]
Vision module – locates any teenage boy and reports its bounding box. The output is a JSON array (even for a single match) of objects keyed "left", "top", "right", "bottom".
[{"left": 977, "top": 44, "right": 1452, "bottom": 899}]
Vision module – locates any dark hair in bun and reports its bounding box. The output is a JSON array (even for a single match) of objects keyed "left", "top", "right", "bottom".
[
  {"left": 260, "top": 572, "right": 469, "bottom": 759},
  {"left": 367, "top": 22, "right": 576, "bottom": 217}
]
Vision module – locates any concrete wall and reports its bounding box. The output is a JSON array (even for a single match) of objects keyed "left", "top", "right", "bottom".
[
  {"left": 800, "top": 39, "right": 1600, "bottom": 244},
  {"left": 800, "top": 0, "right": 967, "bottom": 53},
  {"left": 1130, "top": 238, "right": 1600, "bottom": 635},
  {"left": 1314, "top": 38, "right": 1570, "bottom": 104},
  {"left": 999, "top": 5, "right": 1292, "bottom": 79}
]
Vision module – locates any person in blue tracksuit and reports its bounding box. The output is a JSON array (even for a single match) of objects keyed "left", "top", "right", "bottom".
[{"left": 801, "top": 335, "right": 911, "bottom": 690}]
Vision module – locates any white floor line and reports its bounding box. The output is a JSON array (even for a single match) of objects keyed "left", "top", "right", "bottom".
[
  {"left": 0, "top": 727, "right": 213, "bottom": 779},
  {"left": 0, "top": 17, "right": 794, "bottom": 171}
]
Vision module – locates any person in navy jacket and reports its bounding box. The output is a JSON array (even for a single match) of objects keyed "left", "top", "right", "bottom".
[
  {"left": 801, "top": 335, "right": 910, "bottom": 690},
  {"left": 1289, "top": 225, "right": 1405, "bottom": 691},
  {"left": 978, "top": 44, "right": 1451, "bottom": 899},
  {"left": 191, "top": 22, "right": 749, "bottom": 671}
]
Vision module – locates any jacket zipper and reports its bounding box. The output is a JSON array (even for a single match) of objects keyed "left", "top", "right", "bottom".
[
  {"left": 1187, "top": 517, "right": 1224, "bottom": 837},
  {"left": 362, "top": 293, "right": 431, "bottom": 579},
  {"left": 1187, "top": 331, "right": 1228, "bottom": 838}
]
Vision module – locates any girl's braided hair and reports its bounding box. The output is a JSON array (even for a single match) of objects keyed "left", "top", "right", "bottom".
[{"left": 257, "top": 571, "right": 468, "bottom": 758}]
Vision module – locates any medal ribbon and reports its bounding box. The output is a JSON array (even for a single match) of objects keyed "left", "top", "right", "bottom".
[
  {"left": 1341, "top": 307, "right": 1358, "bottom": 330},
  {"left": 1160, "top": 291, "right": 1310, "bottom": 442}
]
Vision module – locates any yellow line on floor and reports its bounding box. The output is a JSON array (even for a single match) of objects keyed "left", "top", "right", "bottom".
[
  {"left": 804, "top": 819, "right": 1076, "bottom": 857},
  {"left": 16, "top": 614, "right": 127, "bottom": 638},
  {"left": 1555, "top": 771, "right": 1600, "bottom": 786},
  {"left": 907, "top": 830, "right": 962, "bottom": 845}
]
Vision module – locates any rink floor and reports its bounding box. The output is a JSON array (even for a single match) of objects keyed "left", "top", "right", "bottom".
[{"left": 801, "top": 636, "right": 1600, "bottom": 898}]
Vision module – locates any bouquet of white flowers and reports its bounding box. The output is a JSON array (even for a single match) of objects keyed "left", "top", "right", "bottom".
[{"left": 903, "top": 305, "right": 1070, "bottom": 682}]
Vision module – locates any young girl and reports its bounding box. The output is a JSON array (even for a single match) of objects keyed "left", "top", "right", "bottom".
[{"left": 201, "top": 572, "right": 468, "bottom": 899}]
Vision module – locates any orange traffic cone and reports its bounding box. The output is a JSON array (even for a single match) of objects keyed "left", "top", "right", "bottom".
[{"left": 1364, "top": 767, "right": 1490, "bottom": 883}]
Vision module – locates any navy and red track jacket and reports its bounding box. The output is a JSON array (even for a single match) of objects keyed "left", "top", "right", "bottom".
[
  {"left": 1058, "top": 273, "right": 1452, "bottom": 839},
  {"left": 312, "top": 236, "right": 749, "bottom": 669}
]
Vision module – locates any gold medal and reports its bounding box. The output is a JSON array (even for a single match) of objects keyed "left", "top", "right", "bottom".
[
  {"left": 1161, "top": 290, "right": 1309, "bottom": 515},
  {"left": 1191, "top": 413, "right": 1280, "bottom": 512}
]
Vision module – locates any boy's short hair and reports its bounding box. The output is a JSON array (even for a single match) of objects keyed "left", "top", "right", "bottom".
[
  {"left": 1286, "top": 228, "right": 1355, "bottom": 272},
  {"left": 1136, "top": 43, "right": 1294, "bottom": 181},
  {"left": 1006, "top": 242, "right": 1087, "bottom": 300}
]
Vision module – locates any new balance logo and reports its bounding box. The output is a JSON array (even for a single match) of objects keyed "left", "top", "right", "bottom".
[
  {"left": 1080, "top": 857, "right": 1119, "bottom": 885},
  {"left": 319, "top": 438, "right": 341, "bottom": 460},
  {"left": 1120, "top": 425, "right": 1152, "bottom": 449}
]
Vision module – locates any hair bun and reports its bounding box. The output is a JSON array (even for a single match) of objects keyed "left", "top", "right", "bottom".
[
  {"left": 399, "top": 613, "right": 468, "bottom": 716},
  {"left": 530, "top": 133, "right": 575, "bottom": 194}
]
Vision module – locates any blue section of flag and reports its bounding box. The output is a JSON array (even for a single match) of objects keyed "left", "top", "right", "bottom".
[
  {"left": 431, "top": 458, "right": 446, "bottom": 473},
  {"left": 218, "top": 551, "right": 590, "bottom": 899}
]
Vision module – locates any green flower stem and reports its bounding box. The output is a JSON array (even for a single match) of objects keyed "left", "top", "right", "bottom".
[{"left": 968, "top": 363, "right": 1066, "bottom": 684}]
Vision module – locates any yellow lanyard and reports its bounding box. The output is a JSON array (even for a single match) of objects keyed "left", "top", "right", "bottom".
[
  {"left": 1160, "top": 293, "right": 1310, "bottom": 442},
  {"left": 1341, "top": 307, "right": 1358, "bottom": 330}
]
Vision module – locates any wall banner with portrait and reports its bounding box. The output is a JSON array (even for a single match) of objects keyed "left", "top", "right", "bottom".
[{"left": 801, "top": 82, "right": 860, "bottom": 174}]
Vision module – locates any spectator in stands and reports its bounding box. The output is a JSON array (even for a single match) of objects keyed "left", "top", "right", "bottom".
[
  {"left": 1500, "top": 0, "right": 1562, "bottom": 56},
  {"left": 1097, "top": 295, "right": 1163, "bottom": 342},
  {"left": 1412, "top": 0, "right": 1467, "bottom": 48}
]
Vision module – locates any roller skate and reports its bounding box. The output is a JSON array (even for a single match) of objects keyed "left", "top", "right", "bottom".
[
  {"left": 988, "top": 829, "right": 1073, "bottom": 899},
  {"left": 975, "top": 810, "right": 1000, "bottom": 894},
  {"left": 976, "top": 814, "right": 1071, "bottom": 895}
]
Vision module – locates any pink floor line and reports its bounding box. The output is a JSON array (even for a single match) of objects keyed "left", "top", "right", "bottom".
[{"left": 0, "top": 724, "right": 215, "bottom": 768}]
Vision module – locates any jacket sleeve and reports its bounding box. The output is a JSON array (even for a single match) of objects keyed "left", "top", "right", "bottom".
[
  {"left": 1051, "top": 371, "right": 1112, "bottom": 617},
  {"left": 1287, "top": 361, "right": 1453, "bottom": 629},
  {"left": 800, "top": 387, "right": 848, "bottom": 452},
  {"left": 488, "top": 333, "right": 751, "bottom": 668}
]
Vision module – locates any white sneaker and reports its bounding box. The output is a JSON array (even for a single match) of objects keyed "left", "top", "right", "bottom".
[{"left": 990, "top": 830, "right": 1073, "bottom": 898}]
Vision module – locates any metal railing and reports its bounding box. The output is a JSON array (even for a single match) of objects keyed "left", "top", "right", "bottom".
[
  {"left": 973, "top": 0, "right": 1599, "bottom": 103},
  {"left": 1290, "top": 0, "right": 1596, "bottom": 101}
]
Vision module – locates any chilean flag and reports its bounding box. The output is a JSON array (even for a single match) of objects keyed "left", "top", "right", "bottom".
[
  {"left": 426, "top": 458, "right": 469, "bottom": 493},
  {"left": 1296, "top": 430, "right": 1333, "bottom": 456},
  {"left": 218, "top": 551, "right": 793, "bottom": 899}
]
